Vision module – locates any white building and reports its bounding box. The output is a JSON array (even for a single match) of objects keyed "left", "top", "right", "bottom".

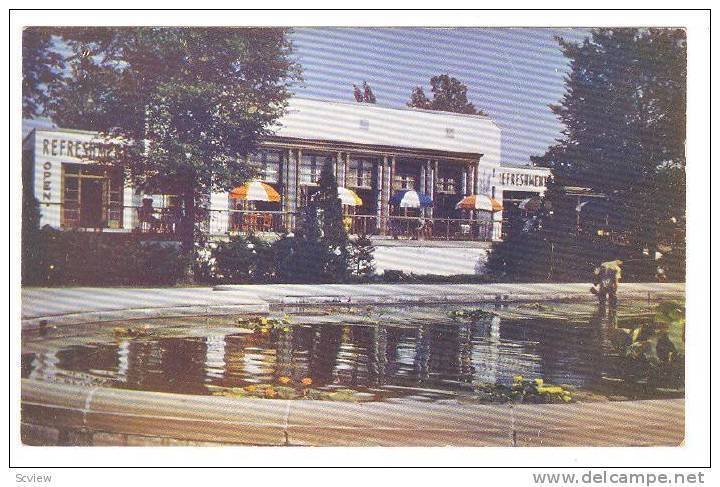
[{"left": 23, "top": 98, "right": 549, "bottom": 273}]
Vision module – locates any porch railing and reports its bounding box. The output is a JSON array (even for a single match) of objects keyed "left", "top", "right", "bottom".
[{"left": 36, "top": 202, "right": 497, "bottom": 241}]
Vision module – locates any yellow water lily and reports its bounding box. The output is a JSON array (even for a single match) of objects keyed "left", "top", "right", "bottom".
[
  {"left": 301, "top": 377, "right": 313, "bottom": 386},
  {"left": 278, "top": 376, "right": 291, "bottom": 384},
  {"left": 264, "top": 388, "right": 277, "bottom": 398},
  {"left": 537, "top": 386, "right": 564, "bottom": 394},
  {"left": 534, "top": 378, "right": 544, "bottom": 386},
  {"left": 513, "top": 375, "right": 524, "bottom": 383}
]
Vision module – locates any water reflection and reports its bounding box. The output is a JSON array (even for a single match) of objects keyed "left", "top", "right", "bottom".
[{"left": 22, "top": 312, "right": 681, "bottom": 400}]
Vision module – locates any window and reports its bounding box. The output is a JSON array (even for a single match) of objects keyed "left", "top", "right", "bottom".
[
  {"left": 445, "top": 127, "right": 455, "bottom": 138},
  {"left": 437, "top": 177, "right": 456, "bottom": 194},
  {"left": 392, "top": 175, "right": 415, "bottom": 191},
  {"left": 299, "top": 152, "right": 332, "bottom": 186},
  {"left": 247, "top": 150, "right": 281, "bottom": 183},
  {"left": 348, "top": 157, "right": 375, "bottom": 189},
  {"left": 359, "top": 119, "right": 370, "bottom": 130}
]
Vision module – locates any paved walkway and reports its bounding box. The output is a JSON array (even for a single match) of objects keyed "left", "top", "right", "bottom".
[{"left": 21, "top": 282, "right": 684, "bottom": 329}]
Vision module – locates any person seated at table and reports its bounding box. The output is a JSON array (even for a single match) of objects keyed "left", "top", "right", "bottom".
[
  {"left": 137, "top": 197, "right": 159, "bottom": 232},
  {"left": 415, "top": 217, "right": 428, "bottom": 240},
  {"left": 161, "top": 200, "right": 183, "bottom": 234}
]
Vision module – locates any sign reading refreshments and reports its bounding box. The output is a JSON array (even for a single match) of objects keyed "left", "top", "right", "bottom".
[
  {"left": 41, "top": 136, "right": 126, "bottom": 160},
  {"left": 498, "top": 170, "right": 549, "bottom": 189}
]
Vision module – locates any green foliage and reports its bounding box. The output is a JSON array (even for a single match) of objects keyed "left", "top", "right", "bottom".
[
  {"left": 475, "top": 376, "right": 573, "bottom": 404},
  {"left": 407, "top": 74, "right": 487, "bottom": 115},
  {"left": 448, "top": 308, "right": 496, "bottom": 320},
  {"left": 612, "top": 301, "right": 685, "bottom": 369},
  {"left": 44, "top": 27, "right": 301, "bottom": 254},
  {"left": 211, "top": 235, "right": 273, "bottom": 283},
  {"left": 532, "top": 28, "right": 686, "bottom": 257},
  {"left": 23, "top": 229, "right": 188, "bottom": 286},
  {"left": 271, "top": 235, "right": 333, "bottom": 284},
  {"left": 22, "top": 28, "right": 64, "bottom": 118},
  {"left": 349, "top": 235, "right": 375, "bottom": 278},
  {"left": 277, "top": 158, "right": 351, "bottom": 283}
]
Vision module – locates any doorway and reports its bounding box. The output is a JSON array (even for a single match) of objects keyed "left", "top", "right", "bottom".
[{"left": 79, "top": 178, "right": 105, "bottom": 227}]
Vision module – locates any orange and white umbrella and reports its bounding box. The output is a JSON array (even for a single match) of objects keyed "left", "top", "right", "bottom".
[
  {"left": 455, "top": 194, "right": 503, "bottom": 212},
  {"left": 230, "top": 181, "right": 280, "bottom": 202}
]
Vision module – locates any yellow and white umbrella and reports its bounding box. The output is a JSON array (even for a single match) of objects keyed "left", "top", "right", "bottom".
[
  {"left": 230, "top": 181, "right": 280, "bottom": 202},
  {"left": 455, "top": 194, "right": 503, "bottom": 212},
  {"left": 312, "top": 187, "right": 363, "bottom": 206},
  {"left": 337, "top": 187, "right": 363, "bottom": 207}
]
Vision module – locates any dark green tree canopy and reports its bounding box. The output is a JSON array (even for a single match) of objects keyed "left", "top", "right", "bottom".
[
  {"left": 532, "top": 28, "right": 686, "bottom": 188},
  {"left": 532, "top": 28, "right": 686, "bottom": 247},
  {"left": 44, "top": 27, "right": 301, "bottom": 197},
  {"left": 407, "top": 74, "right": 486, "bottom": 115},
  {"left": 37, "top": 27, "right": 301, "bottom": 254},
  {"left": 22, "top": 28, "right": 65, "bottom": 118}
]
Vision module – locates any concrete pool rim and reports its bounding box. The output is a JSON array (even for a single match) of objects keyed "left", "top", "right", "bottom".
[{"left": 21, "top": 378, "right": 684, "bottom": 447}]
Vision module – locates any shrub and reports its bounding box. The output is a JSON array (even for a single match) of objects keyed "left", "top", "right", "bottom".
[
  {"left": 349, "top": 234, "right": 375, "bottom": 278},
  {"left": 22, "top": 229, "right": 188, "bottom": 286},
  {"left": 271, "top": 235, "right": 332, "bottom": 284},
  {"left": 211, "top": 235, "right": 272, "bottom": 284}
]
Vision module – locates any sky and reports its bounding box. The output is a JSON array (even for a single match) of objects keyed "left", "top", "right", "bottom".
[{"left": 290, "top": 27, "right": 591, "bottom": 167}]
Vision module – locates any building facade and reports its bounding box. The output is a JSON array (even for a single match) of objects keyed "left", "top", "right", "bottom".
[{"left": 23, "top": 98, "right": 549, "bottom": 243}]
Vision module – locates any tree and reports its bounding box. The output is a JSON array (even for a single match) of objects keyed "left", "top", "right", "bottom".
[
  {"left": 45, "top": 27, "right": 301, "bottom": 265},
  {"left": 491, "top": 28, "right": 686, "bottom": 282},
  {"left": 352, "top": 81, "right": 376, "bottom": 103},
  {"left": 362, "top": 81, "right": 376, "bottom": 103},
  {"left": 314, "top": 158, "right": 350, "bottom": 281},
  {"left": 22, "top": 28, "right": 64, "bottom": 118},
  {"left": 407, "top": 74, "right": 486, "bottom": 115},
  {"left": 532, "top": 28, "right": 686, "bottom": 258},
  {"left": 352, "top": 84, "right": 363, "bottom": 102},
  {"left": 408, "top": 86, "right": 432, "bottom": 110}
]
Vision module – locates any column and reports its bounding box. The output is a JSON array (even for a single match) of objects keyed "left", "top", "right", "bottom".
[
  {"left": 381, "top": 155, "right": 391, "bottom": 233},
  {"left": 344, "top": 153, "right": 350, "bottom": 187},
  {"left": 286, "top": 148, "right": 299, "bottom": 232},
  {"left": 123, "top": 186, "right": 140, "bottom": 230},
  {"left": 427, "top": 160, "right": 436, "bottom": 219},
  {"left": 469, "top": 164, "right": 476, "bottom": 196},
  {"left": 375, "top": 159, "right": 383, "bottom": 229},
  {"left": 209, "top": 191, "right": 229, "bottom": 235},
  {"left": 461, "top": 166, "right": 468, "bottom": 196},
  {"left": 474, "top": 161, "right": 483, "bottom": 195}
]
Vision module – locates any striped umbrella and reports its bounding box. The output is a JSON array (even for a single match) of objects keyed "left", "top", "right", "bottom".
[
  {"left": 389, "top": 190, "right": 433, "bottom": 208},
  {"left": 229, "top": 181, "right": 280, "bottom": 202},
  {"left": 455, "top": 194, "right": 503, "bottom": 212},
  {"left": 311, "top": 187, "right": 363, "bottom": 206}
]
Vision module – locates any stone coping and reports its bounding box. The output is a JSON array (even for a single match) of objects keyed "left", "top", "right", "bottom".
[
  {"left": 21, "top": 379, "right": 684, "bottom": 447},
  {"left": 21, "top": 283, "right": 684, "bottom": 330}
]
